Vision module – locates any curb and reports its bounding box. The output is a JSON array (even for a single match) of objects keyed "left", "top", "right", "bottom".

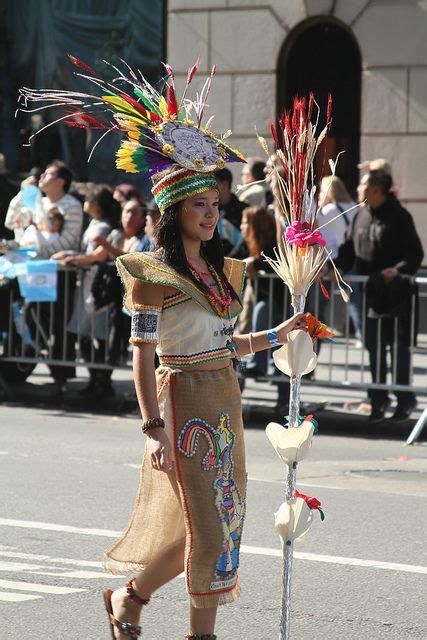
[{"left": 1, "top": 380, "right": 421, "bottom": 441}]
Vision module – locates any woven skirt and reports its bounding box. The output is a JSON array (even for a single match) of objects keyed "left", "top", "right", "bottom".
[{"left": 103, "top": 364, "right": 247, "bottom": 608}]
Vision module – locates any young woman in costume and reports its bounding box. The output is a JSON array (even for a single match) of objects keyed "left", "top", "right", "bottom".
[
  {"left": 102, "top": 165, "right": 306, "bottom": 640},
  {"left": 18, "top": 57, "right": 307, "bottom": 639}
]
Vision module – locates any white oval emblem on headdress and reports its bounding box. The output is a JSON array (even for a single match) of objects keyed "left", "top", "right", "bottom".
[{"left": 156, "top": 121, "right": 221, "bottom": 172}]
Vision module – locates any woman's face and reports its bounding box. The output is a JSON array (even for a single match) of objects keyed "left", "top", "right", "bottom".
[
  {"left": 83, "top": 199, "right": 102, "bottom": 219},
  {"left": 240, "top": 213, "right": 249, "bottom": 241},
  {"left": 121, "top": 199, "right": 146, "bottom": 235},
  {"left": 179, "top": 189, "right": 219, "bottom": 243},
  {"left": 113, "top": 188, "right": 126, "bottom": 205}
]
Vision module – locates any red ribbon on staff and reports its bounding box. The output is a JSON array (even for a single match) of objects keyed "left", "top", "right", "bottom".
[{"left": 295, "top": 490, "right": 325, "bottom": 521}]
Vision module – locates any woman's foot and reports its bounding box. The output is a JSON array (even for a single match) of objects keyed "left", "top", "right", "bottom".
[
  {"left": 110, "top": 587, "right": 142, "bottom": 639},
  {"left": 107, "top": 580, "right": 149, "bottom": 639}
]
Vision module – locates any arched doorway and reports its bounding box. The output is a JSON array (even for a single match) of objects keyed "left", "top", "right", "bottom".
[{"left": 277, "top": 18, "right": 361, "bottom": 195}]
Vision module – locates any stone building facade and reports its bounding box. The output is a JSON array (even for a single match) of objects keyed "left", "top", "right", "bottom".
[{"left": 168, "top": 0, "right": 427, "bottom": 262}]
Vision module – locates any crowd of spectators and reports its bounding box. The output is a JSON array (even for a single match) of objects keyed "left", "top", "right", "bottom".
[
  {"left": 0, "top": 158, "right": 160, "bottom": 396},
  {"left": 0, "top": 154, "right": 424, "bottom": 421}
]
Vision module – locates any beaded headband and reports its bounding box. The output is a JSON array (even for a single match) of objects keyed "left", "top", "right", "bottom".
[
  {"left": 151, "top": 167, "right": 218, "bottom": 213},
  {"left": 17, "top": 55, "right": 246, "bottom": 206}
]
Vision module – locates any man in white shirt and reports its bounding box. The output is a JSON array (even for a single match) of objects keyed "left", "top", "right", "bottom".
[
  {"left": 5, "top": 160, "right": 83, "bottom": 257},
  {"left": 5, "top": 161, "right": 83, "bottom": 393}
]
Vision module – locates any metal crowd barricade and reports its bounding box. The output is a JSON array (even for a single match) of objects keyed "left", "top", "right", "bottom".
[
  {"left": 0, "top": 266, "right": 426, "bottom": 399},
  {"left": 252, "top": 272, "right": 427, "bottom": 396},
  {"left": 0, "top": 264, "right": 123, "bottom": 380}
]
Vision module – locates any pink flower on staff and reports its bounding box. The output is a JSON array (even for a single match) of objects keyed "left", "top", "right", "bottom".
[{"left": 285, "top": 221, "right": 326, "bottom": 248}]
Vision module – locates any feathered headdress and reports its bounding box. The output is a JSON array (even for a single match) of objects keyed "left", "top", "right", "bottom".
[
  {"left": 258, "top": 95, "right": 357, "bottom": 303},
  {"left": 17, "top": 55, "right": 245, "bottom": 210}
]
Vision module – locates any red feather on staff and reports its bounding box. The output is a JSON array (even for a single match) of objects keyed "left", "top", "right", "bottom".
[{"left": 270, "top": 121, "right": 280, "bottom": 150}]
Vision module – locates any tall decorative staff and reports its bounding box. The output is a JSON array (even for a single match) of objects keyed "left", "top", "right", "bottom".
[{"left": 257, "top": 95, "right": 353, "bottom": 639}]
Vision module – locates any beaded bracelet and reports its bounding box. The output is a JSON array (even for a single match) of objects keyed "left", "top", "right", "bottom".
[
  {"left": 267, "top": 328, "right": 282, "bottom": 348},
  {"left": 141, "top": 417, "right": 165, "bottom": 434}
]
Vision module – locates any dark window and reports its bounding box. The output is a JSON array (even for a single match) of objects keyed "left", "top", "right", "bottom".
[{"left": 277, "top": 19, "right": 361, "bottom": 196}]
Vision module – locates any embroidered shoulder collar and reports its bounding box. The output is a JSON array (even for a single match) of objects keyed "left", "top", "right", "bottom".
[{"left": 117, "top": 252, "right": 246, "bottom": 318}]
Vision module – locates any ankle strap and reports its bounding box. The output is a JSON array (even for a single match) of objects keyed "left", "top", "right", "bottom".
[
  {"left": 185, "top": 635, "right": 217, "bottom": 639},
  {"left": 126, "top": 579, "right": 150, "bottom": 606}
]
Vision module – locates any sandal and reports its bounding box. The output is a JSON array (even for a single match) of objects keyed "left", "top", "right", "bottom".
[
  {"left": 185, "top": 635, "right": 217, "bottom": 639},
  {"left": 104, "top": 579, "right": 150, "bottom": 639}
]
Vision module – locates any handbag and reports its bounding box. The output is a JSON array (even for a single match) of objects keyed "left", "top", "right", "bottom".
[{"left": 91, "top": 262, "right": 122, "bottom": 310}]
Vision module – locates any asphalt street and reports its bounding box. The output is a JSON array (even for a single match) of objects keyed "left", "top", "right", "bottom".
[{"left": 0, "top": 404, "right": 426, "bottom": 639}]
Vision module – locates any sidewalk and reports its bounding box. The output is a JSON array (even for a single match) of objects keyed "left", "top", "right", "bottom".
[{"left": 1, "top": 363, "right": 425, "bottom": 440}]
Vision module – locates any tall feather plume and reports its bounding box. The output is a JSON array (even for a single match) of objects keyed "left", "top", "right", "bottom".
[
  {"left": 257, "top": 93, "right": 355, "bottom": 302},
  {"left": 197, "top": 64, "right": 216, "bottom": 127},
  {"left": 180, "top": 57, "right": 200, "bottom": 108}
]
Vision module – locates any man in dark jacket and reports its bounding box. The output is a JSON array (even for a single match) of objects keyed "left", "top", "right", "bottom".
[{"left": 336, "top": 170, "right": 424, "bottom": 423}]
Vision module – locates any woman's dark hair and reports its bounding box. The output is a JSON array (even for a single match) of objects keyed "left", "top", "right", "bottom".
[
  {"left": 366, "top": 169, "right": 393, "bottom": 195},
  {"left": 154, "top": 203, "right": 240, "bottom": 302},
  {"left": 48, "top": 160, "right": 73, "bottom": 192},
  {"left": 243, "top": 205, "right": 276, "bottom": 257},
  {"left": 86, "top": 184, "right": 121, "bottom": 226},
  {"left": 114, "top": 183, "right": 141, "bottom": 202}
]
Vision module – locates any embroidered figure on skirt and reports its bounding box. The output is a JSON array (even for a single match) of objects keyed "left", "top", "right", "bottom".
[{"left": 178, "top": 412, "right": 245, "bottom": 591}]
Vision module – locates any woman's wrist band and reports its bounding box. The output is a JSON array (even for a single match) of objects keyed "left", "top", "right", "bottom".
[
  {"left": 248, "top": 332, "right": 254, "bottom": 355},
  {"left": 141, "top": 417, "right": 165, "bottom": 434},
  {"left": 267, "top": 328, "right": 282, "bottom": 348}
]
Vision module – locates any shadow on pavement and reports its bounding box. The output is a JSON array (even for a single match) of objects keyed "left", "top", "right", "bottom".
[{"left": 1, "top": 375, "right": 424, "bottom": 442}]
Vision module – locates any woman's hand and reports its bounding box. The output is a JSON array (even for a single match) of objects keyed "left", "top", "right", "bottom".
[
  {"left": 381, "top": 267, "right": 398, "bottom": 283},
  {"left": 63, "top": 254, "right": 92, "bottom": 266},
  {"left": 147, "top": 428, "right": 173, "bottom": 472},
  {"left": 20, "top": 175, "right": 37, "bottom": 189},
  {"left": 275, "top": 312, "right": 308, "bottom": 344},
  {"left": 51, "top": 251, "right": 67, "bottom": 260}
]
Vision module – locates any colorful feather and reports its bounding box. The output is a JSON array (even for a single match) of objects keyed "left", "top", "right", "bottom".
[
  {"left": 198, "top": 64, "right": 216, "bottom": 126},
  {"left": 162, "top": 61, "right": 175, "bottom": 86},
  {"left": 167, "top": 85, "right": 179, "bottom": 118},
  {"left": 181, "top": 57, "right": 200, "bottom": 106},
  {"left": 64, "top": 112, "right": 111, "bottom": 129},
  {"left": 67, "top": 54, "right": 97, "bottom": 76},
  {"left": 17, "top": 55, "right": 245, "bottom": 181}
]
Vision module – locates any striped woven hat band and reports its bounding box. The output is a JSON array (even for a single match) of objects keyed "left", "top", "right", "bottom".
[{"left": 151, "top": 166, "right": 218, "bottom": 213}]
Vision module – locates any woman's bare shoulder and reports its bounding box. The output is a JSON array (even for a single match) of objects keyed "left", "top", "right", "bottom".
[{"left": 131, "top": 279, "right": 165, "bottom": 307}]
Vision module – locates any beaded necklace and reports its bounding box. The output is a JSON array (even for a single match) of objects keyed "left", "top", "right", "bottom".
[{"left": 186, "top": 259, "right": 232, "bottom": 317}]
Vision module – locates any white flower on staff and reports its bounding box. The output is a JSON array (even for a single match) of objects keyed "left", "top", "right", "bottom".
[
  {"left": 263, "top": 242, "right": 328, "bottom": 300},
  {"left": 263, "top": 239, "right": 352, "bottom": 303}
]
